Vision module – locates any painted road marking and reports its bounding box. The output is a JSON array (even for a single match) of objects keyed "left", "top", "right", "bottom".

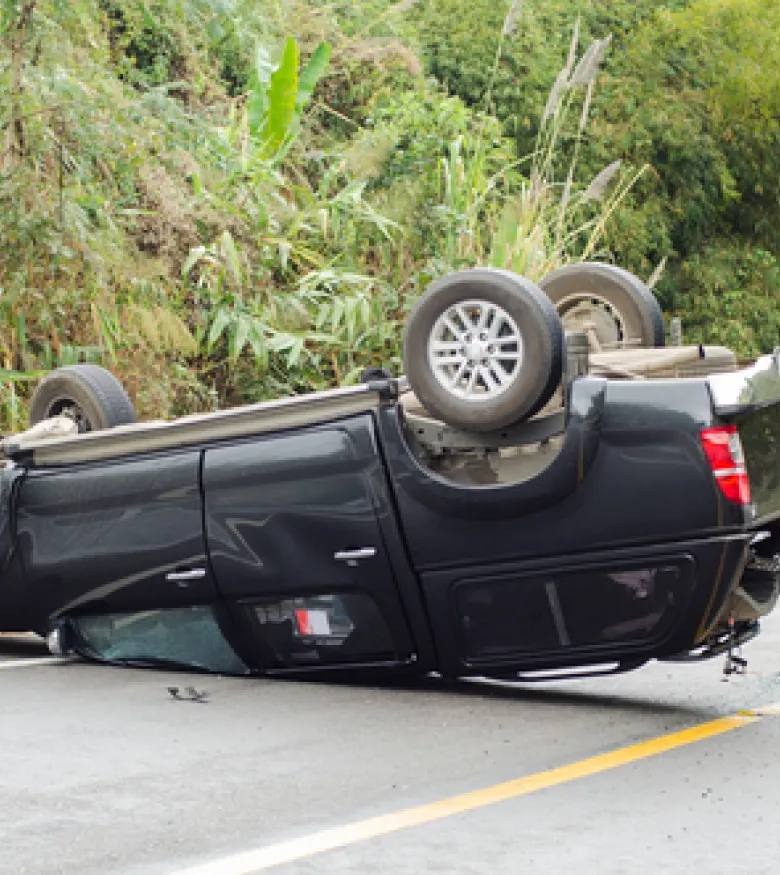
[
  {"left": 742, "top": 702, "right": 780, "bottom": 717},
  {"left": 0, "top": 656, "right": 73, "bottom": 670},
  {"left": 170, "top": 709, "right": 767, "bottom": 875}
]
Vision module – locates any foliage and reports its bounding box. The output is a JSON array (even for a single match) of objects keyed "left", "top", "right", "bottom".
[
  {"left": 582, "top": 0, "right": 780, "bottom": 312},
  {"left": 675, "top": 245, "right": 780, "bottom": 358},
  {"left": 0, "top": 0, "right": 777, "bottom": 432},
  {"left": 408, "top": 0, "right": 686, "bottom": 149}
]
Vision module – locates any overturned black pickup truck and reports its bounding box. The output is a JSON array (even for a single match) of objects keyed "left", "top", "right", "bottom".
[{"left": 0, "top": 263, "right": 778, "bottom": 683}]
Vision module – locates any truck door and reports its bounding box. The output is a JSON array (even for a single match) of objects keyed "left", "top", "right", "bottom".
[
  {"left": 202, "top": 415, "right": 417, "bottom": 672},
  {"left": 15, "top": 451, "right": 220, "bottom": 627}
]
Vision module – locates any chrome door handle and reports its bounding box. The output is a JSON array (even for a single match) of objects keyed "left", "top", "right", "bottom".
[
  {"left": 166, "top": 568, "right": 207, "bottom": 582},
  {"left": 334, "top": 548, "right": 377, "bottom": 564}
]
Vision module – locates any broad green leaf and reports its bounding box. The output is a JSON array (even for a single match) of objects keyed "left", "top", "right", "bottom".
[
  {"left": 266, "top": 332, "right": 296, "bottom": 352},
  {"left": 286, "top": 336, "right": 305, "bottom": 368},
  {"left": 232, "top": 314, "right": 250, "bottom": 362},
  {"left": 248, "top": 322, "right": 269, "bottom": 369},
  {"left": 247, "top": 86, "right": 268, "bottom": 139},
  {"left": 264, "top": 37, "right": 299, "bottom": 155},
  {"left": 208, "top": 309, "right": 232, "bottom": 349},
  {"left": 254, "top": 42, "right": 275, "bottom": 89},
  {"left": 247, "top": 43, "right": 275, "bottom": 137},
  {"left": 296, "top": 42, "right": 332, "bottom": 113}
]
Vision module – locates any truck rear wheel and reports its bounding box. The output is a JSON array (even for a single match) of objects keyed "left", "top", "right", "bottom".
[
  {"left": 540, "top": 262, "right": 665, "bottom": 349},
  {"left": 403, "top": 269, "right": 563, "bottom": 432},
  {"left": 29, "top": 364, "right": 137, "bottom": 433}
]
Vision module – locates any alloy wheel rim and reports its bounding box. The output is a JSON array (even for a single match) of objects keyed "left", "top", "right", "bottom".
[{"left": 427, "top": 299, "right": 524, "bottom": 401}]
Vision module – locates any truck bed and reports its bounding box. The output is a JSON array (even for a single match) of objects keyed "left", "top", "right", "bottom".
[
  {"left": 1, "top": 382, "right": 388, "bottom": 467},
  {"left": 0, "top": 344, "right": 763, "bottom": 473}
]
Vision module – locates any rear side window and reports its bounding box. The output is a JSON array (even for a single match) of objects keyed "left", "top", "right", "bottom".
[{"left": 455, "top": 560, "right": 694, "bottom": 662}]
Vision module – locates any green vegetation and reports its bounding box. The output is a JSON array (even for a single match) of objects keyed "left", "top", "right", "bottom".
[{"left": 0, "top": 0, "right": 777, "bottom": 430}]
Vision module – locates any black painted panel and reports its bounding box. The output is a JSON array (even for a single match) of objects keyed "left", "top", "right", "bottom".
[{"left": 16, "top": 452, "right": 217, "bottom": 624}]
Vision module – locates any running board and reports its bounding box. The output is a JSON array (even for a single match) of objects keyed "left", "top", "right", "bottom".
[{"left": 481, "top": 659, "right": 649, "bottom": 684}]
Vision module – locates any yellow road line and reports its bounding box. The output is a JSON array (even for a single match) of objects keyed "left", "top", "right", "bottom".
[{"left": 172, "top": 711, "right": 760, "bottom": 875}]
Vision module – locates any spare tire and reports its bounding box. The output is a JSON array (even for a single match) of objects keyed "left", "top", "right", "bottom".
[
  {"left": 29, "top": 364, "right": 137, "bottom": 433},
  {"left": 403, "top": 269, "right": 564, "bottom": 432},
  {"left": 539, "top": 262, "right": 665, "bottom": 349}
]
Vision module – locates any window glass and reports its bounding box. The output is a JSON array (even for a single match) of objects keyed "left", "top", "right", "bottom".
[
  {"left": 73, "top": 606, "right": 249, "bottom": 675},
  {"left": 457, "top": 561, "right": 693, "bottom": 661}
]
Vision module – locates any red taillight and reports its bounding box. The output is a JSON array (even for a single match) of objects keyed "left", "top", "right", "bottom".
[{"left": 700, "top": 425, "right": 751, "bottom": 505}]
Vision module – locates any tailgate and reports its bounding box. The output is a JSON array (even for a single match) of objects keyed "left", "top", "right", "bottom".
[{"left": 708, "top": 350, "right": 780, "bottom": 524}]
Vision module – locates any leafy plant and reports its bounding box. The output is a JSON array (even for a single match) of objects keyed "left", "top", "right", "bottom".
[
  {"left": 245, "top": 36, "right": 332, "bottom": 160},
  {"left": 0, "top": 0, "right": 776, "bottom": 434}
]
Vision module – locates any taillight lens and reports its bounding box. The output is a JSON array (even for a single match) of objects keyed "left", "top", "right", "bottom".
[{"left": 700, "top": 425, "right": 751, "bottom": 505}]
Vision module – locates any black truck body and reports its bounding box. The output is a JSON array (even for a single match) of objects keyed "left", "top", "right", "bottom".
[{"left": 0, "top": 350, "right": 779, "bottom": 683}]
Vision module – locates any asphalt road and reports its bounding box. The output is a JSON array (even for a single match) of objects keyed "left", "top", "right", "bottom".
[{"left": 2, "top": 619, "right": 780, "bottom": 875}]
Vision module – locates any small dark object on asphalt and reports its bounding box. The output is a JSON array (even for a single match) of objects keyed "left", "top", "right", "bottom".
[{"left": 168, "top": 686, "right": 209, "bottom": 703}]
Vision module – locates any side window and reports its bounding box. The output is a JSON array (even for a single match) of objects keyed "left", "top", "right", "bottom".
[
  {"left": 455, "top": 560, "right": 694, "bottom": 662},
  {"left": 71, "top": 606, "right": 249, "bottom": 675}
]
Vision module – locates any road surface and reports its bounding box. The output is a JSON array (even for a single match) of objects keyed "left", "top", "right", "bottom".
[{"left": 1, "top": 617, "right": 780, "bottom": 875}]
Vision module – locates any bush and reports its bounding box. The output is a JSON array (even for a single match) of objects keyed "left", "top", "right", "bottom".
[
  {"left": 675, "top": 245, "right": 780, "bottom": 357},
  {"left": 409, "top": 0, "right": 684, "bottom": 151}
]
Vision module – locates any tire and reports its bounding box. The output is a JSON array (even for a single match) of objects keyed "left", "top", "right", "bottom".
[
  {"left": 403, "top": 269, "right": 564, "bottom": 432},
  {"left": 539, "top": 262, "right": 665, "bottom": 349},
  {"left": 29, "top": 364, "right": 137, "bottom": 432}
]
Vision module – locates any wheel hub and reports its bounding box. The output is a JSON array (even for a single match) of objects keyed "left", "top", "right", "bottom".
[
  {"left": 463, "top": 337, "right": 490, "bottom": 361},
  {"left": 557, "top": 292, "right": 631, "bottom": 349},
  {"left": 427, "top": 299, "right": 523, "bottom": 402},
  {"left": 46, "top": 399, "right": 91, "bottom": 433}
]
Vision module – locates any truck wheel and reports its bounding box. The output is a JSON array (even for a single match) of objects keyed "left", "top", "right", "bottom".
[
  {"left": 403, "top": 269, "right": 563, "bottom": 432},
  {"left": 539, "top": 262, "right": 665, "bottom": 349},
  {"left": 29, "top": 364, "right": 137, "bottom": 433}
]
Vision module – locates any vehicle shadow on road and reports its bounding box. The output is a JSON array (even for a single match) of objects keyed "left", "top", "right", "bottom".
[
  {"left": 268, "top": 671, "right": 717, "bottom": 720},
  {"left": 0, "top": 638, "right": 739, "bottom": 722}
]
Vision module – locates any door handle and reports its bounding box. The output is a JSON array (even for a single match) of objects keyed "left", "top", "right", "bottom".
[
  {"left": 166, "top": 568, "right": 207, "bottom": 582},
  {"left": 334, "top": 548, "right": 377, "bottom": 565}
]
